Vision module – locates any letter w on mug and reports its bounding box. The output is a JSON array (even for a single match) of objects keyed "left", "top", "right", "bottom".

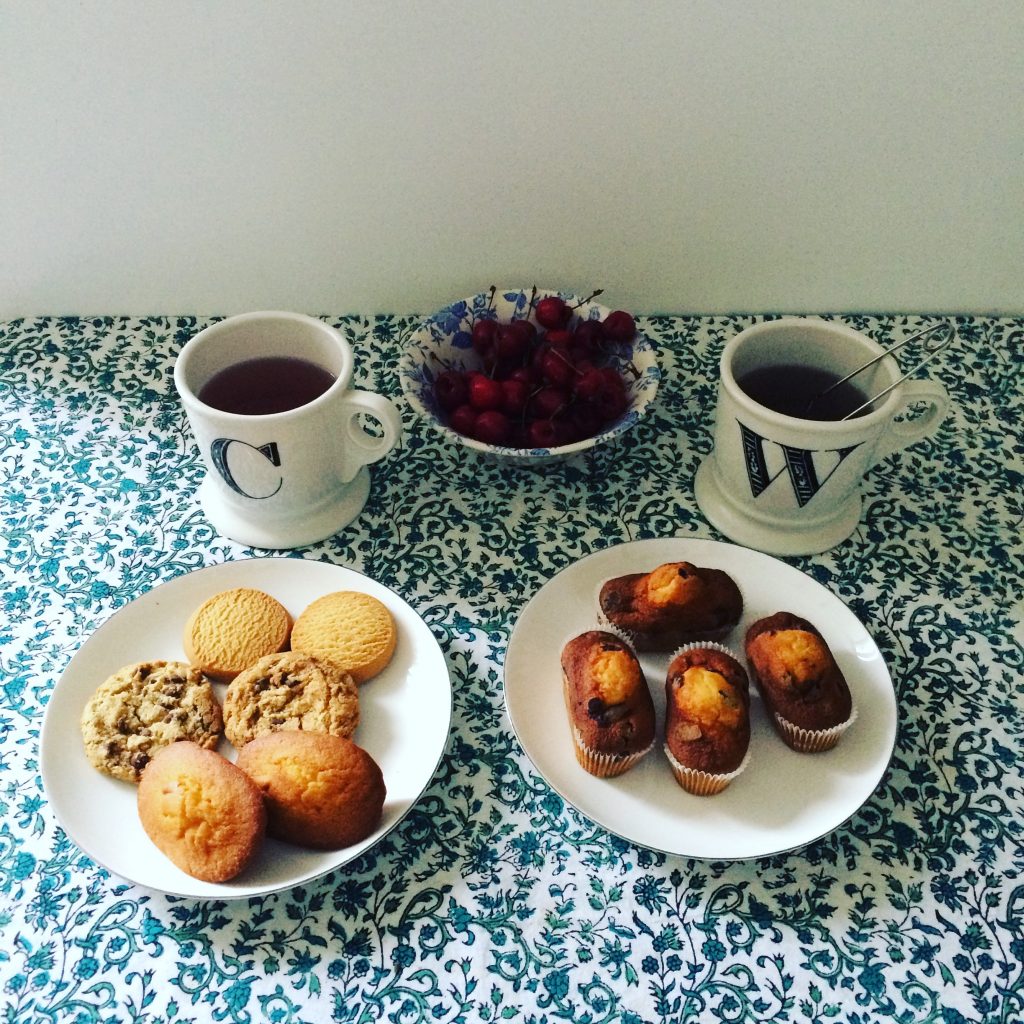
[
  {"left": 174, "top": 311, "right": 402, "bottom": 549},
  {"left": 694, "top": 318, "right": 949, "bottom": 556}
]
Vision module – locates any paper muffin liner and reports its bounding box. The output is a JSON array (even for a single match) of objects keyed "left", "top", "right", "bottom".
[
  {"left": 594, "top": 622, "right": 636, "bottom": 649},
  {"left": 593, "top": 584, "right": 640, "bottom": 648},
  {"left": 773, "top": 703, "right": 859, "bottom": 753},
  {"left": 573, "top": 725, "right": 654, "bottom": 778},
  {"left": 561, "top": 622, "right": 637, "bottom": 656},
  {"left": 668, "top": 639, "right": 743, "bottom": 664},
  {"left": 663, "top": 743, "right": 751, "bottom": 796}
]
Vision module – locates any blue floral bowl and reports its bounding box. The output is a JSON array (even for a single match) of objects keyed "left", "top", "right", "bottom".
[{"left": 398, "top": 287, "right": 661, "bottom": 466}]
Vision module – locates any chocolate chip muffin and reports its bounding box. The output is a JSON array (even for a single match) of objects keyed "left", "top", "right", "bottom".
[
  {"left": 561, "top": 630, "right": 655, "bottom": 777},
  {"left": 745, "top": 611, "right": 855, "bottom": 752},
  {"left": 664, "top": 644, "right": 751, "bottom": 795},
  {"left": 598, "top": 562, "right": 742, "bottom": 651}
]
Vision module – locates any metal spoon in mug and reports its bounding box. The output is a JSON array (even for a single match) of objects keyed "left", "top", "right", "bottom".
[{"left": 804, "top": 321, "right": 957, "bottom": 421}]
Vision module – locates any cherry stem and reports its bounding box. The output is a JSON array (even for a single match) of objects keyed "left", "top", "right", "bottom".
[
  {"left": 429, "top": 352, "right": 457, "bottom": 372},
  {"left": 572, "top": 288, "right": 604, "bottom": 309},
  {"left": 551, "top": 348, "right": 574, "bottom": 371}
]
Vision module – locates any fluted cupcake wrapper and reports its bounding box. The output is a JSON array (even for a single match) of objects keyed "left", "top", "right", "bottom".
[
  {"left": 572, "top": 725, "right": 654, "bottom": 778},
  {"left": 668, "top": 639, "right": 743, "bottom": 663},
  {"left": 774, "top": 703, "right": 859, "bottom": 753},
  {"left": 593, "top": 587, "right": 640, "bottom": 649},
  {"left": 562, "top": 622, "right": 638, "bottom": 655},
  {"left": 663, "top": 743, "right": 752, "bottom": 796},
  {"left": 597, "top": 621, "right": 636, "bottom": 649}
]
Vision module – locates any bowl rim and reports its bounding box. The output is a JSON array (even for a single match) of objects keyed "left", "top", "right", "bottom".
[{"left": 399, "top": 287, "right": 661, "bottom": 458}]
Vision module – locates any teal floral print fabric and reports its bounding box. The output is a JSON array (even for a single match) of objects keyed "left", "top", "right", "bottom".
[{"left": 1, "top": 312, "right": 1022, "bottom": 1023}]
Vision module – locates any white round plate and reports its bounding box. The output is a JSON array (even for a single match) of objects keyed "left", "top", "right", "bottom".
[
  {"left": 504, "top": 538, "right": 897, "bottom": 860},
  {"left": 41, "top": 558, "right": 452, "bottom": 898}
]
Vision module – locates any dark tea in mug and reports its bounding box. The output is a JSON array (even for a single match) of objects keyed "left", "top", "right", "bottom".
[
  {"left": 198, "top": 356, "right": 337, "bottom": 415},
  {"left": 735, "top": 363, "right": 870, "bottom": 421}
]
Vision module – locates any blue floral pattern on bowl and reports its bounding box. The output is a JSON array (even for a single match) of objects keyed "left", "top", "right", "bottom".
[{"left": 398, "top": 287, "right": 661, "bottom": 465}]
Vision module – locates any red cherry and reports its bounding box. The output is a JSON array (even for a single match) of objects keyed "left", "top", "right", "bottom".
[
  {"left": 507, "top": 366, "right": 538, "bottom": 387},
  {"left": 503, "top": 319, "right": 536, "bottom": 347},
  {"left": 508, "top": 422, "right": 530, "bottom": 448},
  {"left": 471, "top": 319, "right": 499, "bottom": 357},
  {"left": 595, "top": 384, "right": 628, "bottom": 422},
  {"left": 571, "top": 319, "right": 604, "bottom": 360},
  {"left": 496, "top": 322, "right": 531, "bottom": 364},
  {"left": 468, "top": 374, "right": 504, "bottom": 411},
  {"left": 599, "top": 366, "right": 627, "bottom": 392},
  {"left": 573, "top": 358, "right": 597, "bottom": 379},
  {"left": 448, "top": 404, "right": 477, "bottom": 437},
  {"left": 566, "top": 404, "right": 605, "bottom": 442},
  {"left": 530, "top": 340, "right": 551, "bottom": 375},
  {"left": 473, "top": 409, "right": 512, "bottom": 445},
  {"left": 574, "top": 367, "right": 606, "bottom": 402},
  {"left": 535, "top": 296, "right": 572, "bottom": 330},
  {"left": 575, "top": 365, "right": 629, "bottom": 420},
  {"left": 527, "top": 418, "right": 561, "bottom": 448},
  {"left": 530, "top": 386, "right": 568, "bottom": 420},
  {"left": 501, "top": 378, "right": 530, "bottom": 415},
  {"left": 433, "top": 369, "right": 468, "bottom": 412},
  {"left": 573, "top": 318, "right": 604, "bottom": 346},
  {"left": 546, "top": 328, "right": 573, "bottom": 349},
  {"left": 602, "top": 310, "right": 636, "bottom": 343},
  {"left": 540, "top": 349, "right": 575, "bottom": 388}
]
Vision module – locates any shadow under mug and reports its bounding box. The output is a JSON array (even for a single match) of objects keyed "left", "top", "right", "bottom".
[
  {"left": 694, "top": 317, "right": 950, "bottom": 556},
  {"left": 174, "top": 311, "right": 402, "bottom": 549}
]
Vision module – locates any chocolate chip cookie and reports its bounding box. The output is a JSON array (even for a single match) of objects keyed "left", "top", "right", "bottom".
[
  {"left": 80, "top": 660, "right": 224, "bottom": 783},
  {"left": 222, "top": 651, "right": 359, "bottom": 749}
]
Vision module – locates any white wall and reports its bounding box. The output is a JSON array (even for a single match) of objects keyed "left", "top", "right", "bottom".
[{"left": 3, "top": 1, "right": 1021, "bottom": 316}]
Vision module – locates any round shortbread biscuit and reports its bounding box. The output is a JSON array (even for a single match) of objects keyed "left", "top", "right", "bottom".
[
  {"left": 222, "top": 651, "right": 360, "bottom": 749},
  {"left": 236, "top": 731, "right": 386, "bottom": 849},
  {"left": 80, "top": 660, "right": 223, "bottom": 783},
  {"left": 138, "top": 741, "right": 265, "bottom": 882},
  {"left": 290, "top": 591, "right": 397, "bottom": 684},
  {"left": 183, "top": 587, "right": 292, "bottom": 682}
]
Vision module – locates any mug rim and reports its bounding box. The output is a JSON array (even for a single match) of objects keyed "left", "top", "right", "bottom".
[
  {"left": 720, "top": 316, "right": 902, "bottom": 431},
  {"left": 174, "top": 310, "right": 353, "bottom": 421}
]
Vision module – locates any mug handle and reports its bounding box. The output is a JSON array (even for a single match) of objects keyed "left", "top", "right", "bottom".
[
  {"left": 336, "top": 391, "right": 403, "bottom": 482},
  {"left": 873, "top": 380, "right": 949, "bottom": 461}
]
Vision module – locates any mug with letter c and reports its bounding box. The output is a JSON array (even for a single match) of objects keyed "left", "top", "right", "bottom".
[
  {"left": 174, "top": 311, "right": 401, "bottom": 549},
  {"left": 694, "top": 317, "right": 950, "bottom": 556}
]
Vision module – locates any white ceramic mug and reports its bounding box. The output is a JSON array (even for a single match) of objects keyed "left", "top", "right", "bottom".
[
  {"left": 694, "top": 317, "right": 949, "bottom": 555},
  {"left": 174, "top": 311, "right": 401, "bottom": 549}
]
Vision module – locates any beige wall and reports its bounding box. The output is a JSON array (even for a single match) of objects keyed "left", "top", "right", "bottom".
[{"left": 3, "top": 1, "right": 1021, "bottom": 316}]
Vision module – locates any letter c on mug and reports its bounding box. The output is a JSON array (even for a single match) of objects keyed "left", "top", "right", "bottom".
[{"left": 210, "top": 438, "right": 283, "bottom": 499}]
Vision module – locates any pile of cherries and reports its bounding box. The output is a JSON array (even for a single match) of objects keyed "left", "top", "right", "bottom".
[{"left": 432, "top": 293, "right": 637, "bottom": 449}]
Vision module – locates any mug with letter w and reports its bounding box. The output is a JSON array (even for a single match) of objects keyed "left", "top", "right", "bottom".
[
  {"left": 694, "top": 317, "right": 949, "bottom": 556},
  {"left": 175, "top": 311, "right": 401, "bottom": 549}
]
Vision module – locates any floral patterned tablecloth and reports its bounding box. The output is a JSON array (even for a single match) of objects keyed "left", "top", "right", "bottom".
[{"left": 1, "top": 313, "right": 1022, "bottom": 1024}]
